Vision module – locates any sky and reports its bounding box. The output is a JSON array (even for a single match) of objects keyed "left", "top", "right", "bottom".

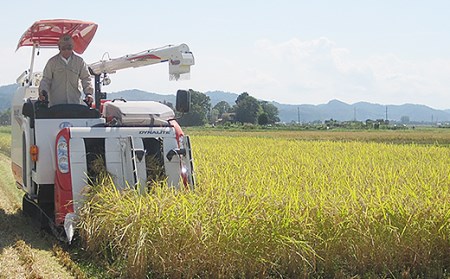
[{"left": 1, "top": 0, "right": 450, "bottom": 109}]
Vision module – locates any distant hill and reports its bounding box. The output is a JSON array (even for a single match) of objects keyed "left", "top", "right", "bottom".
[
  {"left": 107, "top": 89, "right": 176, "bottom": 103},
  {"left": 274, "top": 99, "right": 450, "bottom": 123},
  {"left": 205, "top": 90, "right": 239, "bottom": 106},
  {"left": 0, "top": 84, "right": 18, "bottom": 111},
  {"left": 1, "top": 84, "right": 449, "bottom": 123},
  {"left": 204, "top": 91, "right": 450, "bottom": 123}
]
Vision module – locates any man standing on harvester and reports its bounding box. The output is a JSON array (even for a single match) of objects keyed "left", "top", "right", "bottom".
[{"left": 39, "top": 34, "right": 94, "bottom": 106}]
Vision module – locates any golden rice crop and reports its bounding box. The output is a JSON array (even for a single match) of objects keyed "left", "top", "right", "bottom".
[
  {"left": 187, "top": 127, "right": 450, "bottom": 145},
  {"left": 78, "top": 134, "right": 450, "bottom": 278},
  {"left": 0, "top": 127, "right": 11, "bottom": 156}
]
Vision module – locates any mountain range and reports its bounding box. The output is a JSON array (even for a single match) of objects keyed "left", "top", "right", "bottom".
[{"left": 1, "top": 84, "right": 449, "bottom": 123}]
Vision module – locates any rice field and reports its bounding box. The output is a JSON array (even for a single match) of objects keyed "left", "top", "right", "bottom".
[
  {"left": 78, "top": 129, "right": 450, "bottom": 278},
  {"left": 0, "top": 126, "right": 11, "bottom": 156}
]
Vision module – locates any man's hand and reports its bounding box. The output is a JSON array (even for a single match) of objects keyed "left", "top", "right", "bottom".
[
  {"left": 39, "top": 90, "right": 48, "bottom": 102},
  {"left": 84, "top": 94, "right": 94, "bottom": 107}
]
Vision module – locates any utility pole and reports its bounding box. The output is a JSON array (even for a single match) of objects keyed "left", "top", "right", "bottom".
[
  {"left": 297, "top": 107, "right": 301, "bottom": 124},
  {"left": 385, "top": 106, "right": 388, "bottom": 121}
]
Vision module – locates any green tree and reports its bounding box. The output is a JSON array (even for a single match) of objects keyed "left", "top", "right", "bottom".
[
  {"left": 258, "top": 113, "right": 269, "bottom": 125},
  {"left": 176, "top": 89, "right": 211, "bottom": 126},
  {"left": 259, "top": 101, "right": 280, "bottom": 124},
  {"left": 234, "top": 92, "right": 260, "bottom": 124},
  {"left": 236, "top": 92, "right": 250, "bottom": 104},
  {"left": 400, "top": 116, "right": 410, "bottom": 124},
  {"left": 210, "top": 108, "right": 220, "bottom": 124},
  {"left": 0, "top": 109, "right": 11, "bottom": 126},
  {"left": 213, "top": 101, "right": 231, "bottom": 117}
]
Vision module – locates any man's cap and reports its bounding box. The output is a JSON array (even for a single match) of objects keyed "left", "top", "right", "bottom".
[{"left": 58, "top": 34, "right": 74, "bottom": 48}]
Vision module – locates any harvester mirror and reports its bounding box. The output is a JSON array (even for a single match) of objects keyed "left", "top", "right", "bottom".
[{"left": 176, "top": 90, "right": 190, "bottom": 113}]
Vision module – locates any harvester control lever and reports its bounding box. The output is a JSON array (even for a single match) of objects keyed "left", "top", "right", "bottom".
[{"left": 35, "top": 90, "right": 49, "bottom": 109}]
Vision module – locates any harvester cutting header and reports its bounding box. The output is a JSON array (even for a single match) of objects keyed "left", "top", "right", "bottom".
[{"left": 11, "top": 19, "right": 196, "bottom": 242}]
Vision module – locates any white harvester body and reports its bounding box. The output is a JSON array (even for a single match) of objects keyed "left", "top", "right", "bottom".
[{"left": 10, "top": 19, "right": 195, "bottom": 242}]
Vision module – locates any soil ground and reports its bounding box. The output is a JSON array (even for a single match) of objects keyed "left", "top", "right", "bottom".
[{"left": 0, "top": 153, "right": 75, "bottom": 279}]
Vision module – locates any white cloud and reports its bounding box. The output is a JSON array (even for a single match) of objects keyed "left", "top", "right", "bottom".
[
  {"left": 231, "top": 37, "right": 450, "bottom": 109},
  {"left": 246, "top": 37, "right": 374, "bottom": 104},
  {"left": 3, "top": 36, "right": 450, "bottom": 110}
]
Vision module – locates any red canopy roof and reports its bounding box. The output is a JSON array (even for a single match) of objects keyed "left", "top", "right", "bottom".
[{"left": 17, "top": 19, "right": 98, "bottom": 54}]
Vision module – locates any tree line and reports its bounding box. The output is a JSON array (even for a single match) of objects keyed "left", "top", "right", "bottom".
[
  {"left": 0, "top": 90, "right": 280, "bottom": 127},
  {"left": 177, "top": 90, "right": 280, "bottom": 126},
  {"left": 0, "top": 109, "right": 10, "bottom": 126}
]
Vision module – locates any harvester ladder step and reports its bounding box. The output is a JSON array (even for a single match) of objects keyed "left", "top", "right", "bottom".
[{"left": 128, "top": 136, "right": 139, "bottom": 188}]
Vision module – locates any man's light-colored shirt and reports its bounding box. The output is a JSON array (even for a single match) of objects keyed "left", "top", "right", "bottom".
[{"left": 39, "top": 53, "right": 93, "bottom": 106}]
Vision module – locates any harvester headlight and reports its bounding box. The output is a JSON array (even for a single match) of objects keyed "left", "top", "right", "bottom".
[
  {"left": 181, "top": 164, "right": 187, "bottom": 174},
  {"left": 57, "top": 137, "right": 69, "bottom": 173}
]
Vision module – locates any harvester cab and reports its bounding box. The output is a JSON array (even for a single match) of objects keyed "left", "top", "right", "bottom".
[{"left": 11, "top": 19, "right": 195, "bottom": 242}]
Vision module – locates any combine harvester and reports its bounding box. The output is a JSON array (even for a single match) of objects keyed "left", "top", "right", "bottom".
[{"left": 11, "top": 19, "right": 195, "bottom": 242}]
